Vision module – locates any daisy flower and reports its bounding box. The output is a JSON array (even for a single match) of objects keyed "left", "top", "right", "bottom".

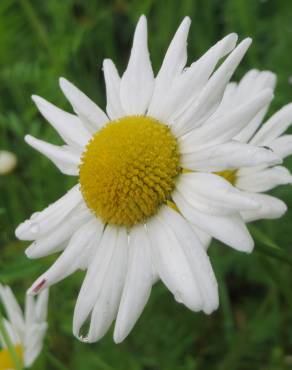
[
  {"left": 0, "top": 150, "right": 17, "bottom": 175},
  {"left": 0, "top": 284, "right": 48, "bottom": 369},
  {"left": 231, "top": 70, "right": 292, "bottom": 222},
  {"left": 197, "top": 69, "right": 292, "bottom": 243},
  {"left": 16, "top": 16, "right": 278, "bottom": 343}
]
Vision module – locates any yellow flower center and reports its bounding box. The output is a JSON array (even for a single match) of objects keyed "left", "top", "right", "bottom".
[
  {"left": 0, "top": 345, "right": 23, "bottom": 370},
  {"left": 215, "top": 169, "right": 237, "bottom": 185},
  {"left": 79, "top": 116, "right": 180, "bottom": 227}
]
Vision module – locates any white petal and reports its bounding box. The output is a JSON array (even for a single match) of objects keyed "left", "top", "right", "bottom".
[
  {"left": 24, "top": 294, "right": 36, "bottom": 327},
  {"left": 27, "top": 218, "right": 104, "bottom": 294},
  {"left": 235, "top": 107, "right": 270, "bottom": 143},
  {"left": 32, "top": 95, "right": 91, "bottom": 149},
  {"left": 190, "top": 224, "right": 212, "bottom": 250},
  {"left": 211, "top": 81, "right": 238, "bottom": 117},
  {"left": 173, "top": 190, "right": 254, "bottom": 252},
  {"left": 25, "top": 205, "right": 95, "bottom": 263},
  {"left": 214, "top": 70, "right": 275, "bottom": 143},
  {"left": 35, "top": 289, "right": 49, "bottom": 322},
  {"left": 24, "top": 292, "right": 48, "bottom": 366},
  {"left": 234, "top": 70, "right": 276, "bottom": 142},
  {"left": 24, "top": 135, "right": 80, "bottom": 176},
  {"left": 239, "top": 70, "right": 276, "bottom": 98},
  {"left": 24, "top": 322, "right": 47, "bottom": 367},
  {"left": 25, "top": 204, "right": 92, "bottom": 259},
  {"left": 230, "top": 70, "right": 276, "bottom": 110},
  {"left": 210, "top": 76, "right": 272, "bottom": 144},
  {"left": 153, "top": 33, "right": 238, "bottom": 122},
  {"left": 267, "top": 135, "right": 292, "bottom": 159},
  {"left": 250, "top": 103, "right": 292, "bottom": 145},
  {"left": 241, "top": 193, "right": 287, "bottom": 222},
  {"left": 179, "top": 89, "right": 273, "bottom": 148},
  {"left": 236, "top": 166, "right": 292, "bottom": 192},
  {"left": 172, "top": 38, "right": 252, "bottom": 137},
  {"left": 180, "top": 141, "right": 281, "bottom": 171},
  {"left": 0, "top": 285, "right": 25, "bottom": 337},
  {"left": 147, "top": 212, "right": 204, "bottom": 312},
  {"left": 147, "top": 17, "right": 191, "bottom": 117},
  {"left": 114, "top": 225, "right": 153, "bottom": 343},
  {"left": 73, "top": 226, "right": 118, "bottom": 340},
  {"left": 59, "top": 77, "right": 109, "bottom": 133},
  {"left": 120, "top": 16, "right": 154, "bottom": 115},
  {"left": 103, "top": 59, "right": 125, "bottom": 120},
  {"left": 160, "top": 206, "right": 218, "bottom": 314},
  {"left": 236, "top": 163, "right": 267, "bottom": 177},
  {"left": 16, "top": 185, "right": 82, "bottom": 240},
  {"left": 86, "top": 228, "right": 128, "bottom": 343},
  {"left": 176, "top": 173, "right": 259, "bottom": 216},
  {"left": 0, "top": 319, "right": 20, "bottom": 347}
]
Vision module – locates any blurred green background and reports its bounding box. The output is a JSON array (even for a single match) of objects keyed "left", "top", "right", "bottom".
[{"left": 1, "top": 0, "right": 292, "bottom": 369}]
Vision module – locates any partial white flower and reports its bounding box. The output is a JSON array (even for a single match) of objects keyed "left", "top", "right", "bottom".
[
  {"left": 194, "top": 69, "right": 291, "bottom": 249},
  {"left": 0, "top": 150, "right": 17, "bottom": 175},
  {"left": 16, "top": 16, "right": 276, "bottom": 343},
  {"left": 0, "top": 284, "right": 48, "bottom": 368},
  {"left": 223, "top": 70, "right": 291, "bottom": 220}
]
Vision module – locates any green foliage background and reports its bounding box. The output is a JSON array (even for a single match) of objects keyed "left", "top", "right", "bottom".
[{"left": 0, "top": 0, "right": 292, "bottom": 369}]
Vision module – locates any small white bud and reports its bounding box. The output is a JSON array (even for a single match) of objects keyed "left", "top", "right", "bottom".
[{"left": 0, "top": 150, "right": 17, "bottom": 175}]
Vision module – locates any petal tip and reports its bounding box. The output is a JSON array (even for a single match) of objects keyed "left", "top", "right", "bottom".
[
  {"left": 24, "top": 134, "right": 34, "bottom": 145},
  {"left": 59, "top": 77, "right": 71, "bottom": 91},
  {"left": 182, "top": 16, "right": 191, "bottom": 27},
  {"left": 136, "top": 14, "right": 147, "bottom": 31},
  {"left": 245, "top": 239, "right": 254, "bottom": 253},
  {"left": 237, "top": 37, "right": 252, "bottom": 53},
  {"left": 225, "top": 32, "right": 238, "bottom": 49},
  {"left": 113, "top": 330, "right": 124, "bottom": 344},
  {"left": 185, "top": 15, "right": 191, "bottom": 22},
  {"left": 28, "top": 278, "right": 47, "bottom": 295},
  {"left": 15, "top": 223, "right": 24, "bottom": 239},
  {"left": 25, "top": 245, "right": 35, "bottom": 259},
  {"left": 103, "top": 58, "right": 111, "bottom": 66},
  {"left": 31, "top": 94, "right": 42, "bottom": 105},
  {"left": 230, "top": 32, "right": 238, "bottom": 41},
  {"left": 244, "top": 37, "right": 253, "bottom": 45}
]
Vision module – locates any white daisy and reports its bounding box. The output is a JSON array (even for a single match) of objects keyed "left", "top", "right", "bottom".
[
  {"left": 16, "top": 16, "right": 278, "bottom": 343},
  {"left": 235, "top": 70, "right": 292, "bottom": 221},
  {"left": 0, "top": 285, "right": 48, "bottom": 369},
  {"left": 197, "top": 69, "right": 292, "bottom": 241},
  {"left": 0, "top": 150, "right": 17, "bottom": 175}
]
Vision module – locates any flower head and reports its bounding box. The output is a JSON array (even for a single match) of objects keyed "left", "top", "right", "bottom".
[
  {"left": 0, "top": 284, "right": 48, "bottom": 368},
  {"left": 16, "top": 16, "right": 277, "bottom": 343},
  {"left": 232, "top": 70, "right": 292, "bottom": 220},
  {"left": 200, "top": 69, "right": 291, "bottom": 240}
]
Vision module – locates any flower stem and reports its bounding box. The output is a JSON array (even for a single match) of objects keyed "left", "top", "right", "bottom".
[{"left": 0, "top": 313, "right": 23, "bottom": 370}]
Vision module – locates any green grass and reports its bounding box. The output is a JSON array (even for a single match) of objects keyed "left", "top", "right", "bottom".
[{"left": 1, "top": 1, "right": 292, "bottom": 369}]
